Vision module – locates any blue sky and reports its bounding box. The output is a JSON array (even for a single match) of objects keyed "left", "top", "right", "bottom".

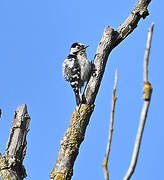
[{"left": 0, "top": 0, "right": 163, "bottom": 179}]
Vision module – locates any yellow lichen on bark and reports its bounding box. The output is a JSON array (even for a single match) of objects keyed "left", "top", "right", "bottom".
[
  {"left": 65, "top": 104, "right": 95, "bottom": 158},
  {"left": 143, "top": 82, "right": 152, "bottom": 100},
  {"left": 0, "top": 156, "right": 14, "bottom": 180},
  {"left": 52, "top": 168, "right": 73, "bottom": 180},
  {"left": 54, "top": 172, "right": 65, "bottom": 180},
  {"left": 51, "top": 104, "right": 94, "bottom": 180}
]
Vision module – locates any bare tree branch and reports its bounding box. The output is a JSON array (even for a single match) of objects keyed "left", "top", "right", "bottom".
[
  {"left": 103, "top": 69, "right": 118, "bottom": 180},
  {"left": 123, "top": 24, "right": 154, "bottom": 180},
  {"left": 51, "top": 0, "right": 151, "bottom": 179},
  {"left": 84, "top": 0, "right": 151, "bottom": 105},
  {"left": 0, "top": 104, "right": 30, "bottom": 180},
  {"left": 144, "top": 23, "right": 154, "bottom": 82}
]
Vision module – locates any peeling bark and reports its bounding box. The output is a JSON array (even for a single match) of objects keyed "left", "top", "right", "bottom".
[{"left": 0, "top": 104, "right": 30, "bottom": 180}]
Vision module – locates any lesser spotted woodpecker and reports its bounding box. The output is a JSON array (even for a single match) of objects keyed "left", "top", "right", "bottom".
[{"left": 62, "top": 42, "right": 92, "bottom": 106}]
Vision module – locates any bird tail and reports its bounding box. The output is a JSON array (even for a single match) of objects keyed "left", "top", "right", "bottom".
[
  {"left": 74, "top": 88, "right": 82, "bottom": 107},
  {"left": 70, "top": 82, "right": 82, "bottom": 106}
]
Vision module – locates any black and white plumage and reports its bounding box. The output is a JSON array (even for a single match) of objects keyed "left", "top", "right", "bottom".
[{"left": 62, "top": 42, "right": 92, "bottom": 106}]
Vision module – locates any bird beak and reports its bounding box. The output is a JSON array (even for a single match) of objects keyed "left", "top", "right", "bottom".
[{"left": 79, "top": 44, "right": 89, "bottom": 52}]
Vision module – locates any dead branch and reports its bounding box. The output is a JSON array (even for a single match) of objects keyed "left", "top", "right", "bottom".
[
  {"left": 123, "top": 24, "right": 154, "bottom": 180},
  {"left": 0, "top": 104, "right": 30, "bottom": 180},
  {"left": 103, "top": 69, "right": 118, "bottom": 180}
]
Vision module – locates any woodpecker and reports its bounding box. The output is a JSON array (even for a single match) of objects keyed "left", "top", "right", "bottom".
[{"left": 62, "top": 42, "right": 92, "bottom": 107}]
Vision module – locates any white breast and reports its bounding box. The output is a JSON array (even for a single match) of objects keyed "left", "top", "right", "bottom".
[{"left": 77, "top": 54, "right": 91, "bottom": 83}]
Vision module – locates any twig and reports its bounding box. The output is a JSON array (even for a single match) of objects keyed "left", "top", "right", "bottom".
[
  {"left": 123, "top": 24, "right": 154, "bottom": 180},
  {"left": 144, "top": 23, "right": 154, "bottom": 82},
  {"left": 0, "top": 104, "right": 30, "bottom": 180},
  {"left": 51, "top": 0, "right": 151, "bottom": 179},
  {"left": 103, "top": 69, "right": 118, "bottom": 180}
]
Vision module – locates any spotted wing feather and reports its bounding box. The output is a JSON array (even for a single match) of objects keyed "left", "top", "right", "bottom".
[{"left": 62, "top": 55, "right": 82, "bottom": 106}]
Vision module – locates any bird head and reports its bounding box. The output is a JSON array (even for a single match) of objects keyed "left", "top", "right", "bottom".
[{"left": 70, "top": 42, "right": 88, "bottom": 55}]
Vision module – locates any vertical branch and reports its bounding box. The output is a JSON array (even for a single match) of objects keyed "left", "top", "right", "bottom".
[
  {"left": 0, "top": 104, "right": 30, "bottom": 180},
  {"left": 123, "top": 24, "right": 154, "bottom": 180},
  {"left": 144, "top": 23, "right": 154, "bottom": 82},
  {"left": 103, "top": 69, "right": 118, "bottom": 180}
]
